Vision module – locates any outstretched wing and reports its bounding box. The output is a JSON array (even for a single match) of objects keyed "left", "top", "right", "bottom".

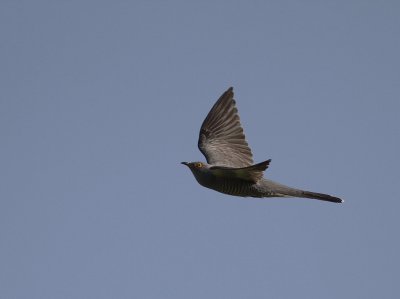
[{"left": 198, "top": 87, "right": 254, "bottom": 167}]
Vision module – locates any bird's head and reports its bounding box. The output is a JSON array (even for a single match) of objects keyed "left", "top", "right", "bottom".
[
  {"left": 181, "top": 161, "right": 212, "bottom": 185},
  {"left": 181, "top": 161, "right": 210, "bottom": 173}
]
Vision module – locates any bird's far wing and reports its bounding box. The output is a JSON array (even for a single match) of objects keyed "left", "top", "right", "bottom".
[
  {"left": 210, "top": 159, "right": 271, "bottom": 183},
  {"left": 198, "top": 87, "right": 254, "bottom": 167}
]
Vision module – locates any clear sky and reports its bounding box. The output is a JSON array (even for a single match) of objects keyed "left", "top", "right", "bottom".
[{"left": 1, "top": 1, "right": 399, "bottom": 298}]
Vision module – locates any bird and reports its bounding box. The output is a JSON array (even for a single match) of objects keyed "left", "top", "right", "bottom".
[{"left": 181, "top": 87, "right": 343, "bottom": 203}]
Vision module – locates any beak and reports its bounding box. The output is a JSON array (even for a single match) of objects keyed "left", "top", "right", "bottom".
[{"left": 181, "top": 162, "right": 189, "bottom": 166}]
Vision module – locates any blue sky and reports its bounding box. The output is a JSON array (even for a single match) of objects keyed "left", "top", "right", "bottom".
[{"left": 1, "top": 1, "right": 399, "bottom": 298}]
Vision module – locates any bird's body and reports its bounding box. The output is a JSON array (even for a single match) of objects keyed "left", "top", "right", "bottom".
[
  {"left": 182, "top": 87, "right": 343, "bottom": 203},
  {"left": 183, "top": 162, "right": 264, "bottom": 197}
]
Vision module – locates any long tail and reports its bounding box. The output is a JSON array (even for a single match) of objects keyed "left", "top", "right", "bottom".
[
  {"left": 300, "top": 190, "right": 343, "bottom": 203},
  {"left": 259, "top": 179, "right": 343, "bottom": 203}
]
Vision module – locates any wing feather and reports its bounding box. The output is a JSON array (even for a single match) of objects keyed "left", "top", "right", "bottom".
[{"left": 198, "top": 87, "right": 254, "bottom": 167}]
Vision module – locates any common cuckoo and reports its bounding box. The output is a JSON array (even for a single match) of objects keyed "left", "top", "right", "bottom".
[{"left": 182, "top": 87, "right": 343, "bottom": 203}]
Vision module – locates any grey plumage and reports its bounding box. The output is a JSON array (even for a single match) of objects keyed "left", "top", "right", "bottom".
[
  {"left": 182, "top": 87, "right": 343, "bottom": 203},
  {"left": 198, "top": 87, "right": 253, "bottom": 168}
]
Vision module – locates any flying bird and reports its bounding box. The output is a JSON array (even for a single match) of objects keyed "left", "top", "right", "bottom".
[{"left": 181, "top": 87, "right": 343, "bottom": 203}]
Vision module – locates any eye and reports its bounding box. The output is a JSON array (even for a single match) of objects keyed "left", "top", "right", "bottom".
[{"left": 195, "top": 162, "right": 203, "bottom": 168}]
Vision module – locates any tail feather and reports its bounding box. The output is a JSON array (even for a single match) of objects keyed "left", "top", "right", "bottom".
[
  {"left": 301, "top": 190, "right": 343, "bottom": 203},
  {"left": 259, "top": 179, "right": 343, "bottom": 203}
]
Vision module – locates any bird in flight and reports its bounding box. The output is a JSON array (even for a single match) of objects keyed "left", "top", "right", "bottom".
[{"left": 181, "top": 87, "right": 343, "bottom": 203}]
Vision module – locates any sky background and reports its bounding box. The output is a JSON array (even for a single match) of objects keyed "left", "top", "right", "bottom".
[{"left": 1, "top": 1, "right": 400, "bottom": 298}]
